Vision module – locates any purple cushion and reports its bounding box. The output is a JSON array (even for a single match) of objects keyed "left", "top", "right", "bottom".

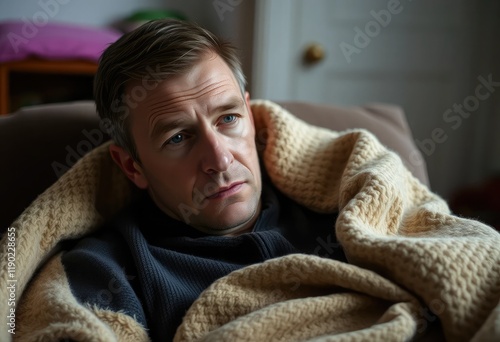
[{"left": 0, "top": 20, "right": 122, "bottom": 63}]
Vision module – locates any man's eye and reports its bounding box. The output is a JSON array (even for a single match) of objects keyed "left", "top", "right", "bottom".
[
  {"left": 168, "top": 134, "right": 184, "bottom": 145},
  {"left": 221, "top": 115, "right": 237, "bottom": 124}
]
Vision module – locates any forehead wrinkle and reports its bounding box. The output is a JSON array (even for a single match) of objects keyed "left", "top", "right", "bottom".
[
  {"left": 148, "top": 81, "right": 229, "bottom": 118},
  {"left": 148, "top": 78, "right": 229, "bottom": 112},
  {"left": 147, "top": 81, "right": 208, "bottom": 112}
]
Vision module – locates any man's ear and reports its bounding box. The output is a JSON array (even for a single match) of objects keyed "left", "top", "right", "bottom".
[{"left": 109, "top": 144, "right": 148, "bottom": 189}]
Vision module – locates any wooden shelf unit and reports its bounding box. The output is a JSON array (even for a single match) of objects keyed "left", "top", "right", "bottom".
[{"left": 0, "top": 59, "right": 98, "bottom": 115}]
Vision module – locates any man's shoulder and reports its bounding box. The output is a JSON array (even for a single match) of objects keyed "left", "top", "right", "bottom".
[{"left": 60, "top": 194, "right": 149, "bottom": 264}]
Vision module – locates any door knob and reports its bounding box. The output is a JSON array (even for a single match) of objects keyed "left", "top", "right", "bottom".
[{"left": 303, "top": 43, "right": 325, "bottom": 64}]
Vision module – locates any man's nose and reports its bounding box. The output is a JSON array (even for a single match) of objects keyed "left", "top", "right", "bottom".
[{"left": 200, "top": 130, "right": 233, "bottom": 174}]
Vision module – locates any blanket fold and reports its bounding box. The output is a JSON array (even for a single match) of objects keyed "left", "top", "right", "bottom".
[
  {"left": 1, "top": 100, "right": 499, "bottom": 341},
  {"left": 174, "top": 254, "right": 425, "bottom": 342}
]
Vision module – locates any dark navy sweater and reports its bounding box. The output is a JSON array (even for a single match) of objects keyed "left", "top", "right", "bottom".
[{"left": 62, "top": 180, "right": 346, "bottom": 341}]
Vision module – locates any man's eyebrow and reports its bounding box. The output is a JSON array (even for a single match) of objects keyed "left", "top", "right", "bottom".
[
  {"left": 149, "top": 97, "right": 245, "bottom": 141},
  {"left": 213, "top": 97, "right": 245, "bottom": 113},
  {"left": 150, "top": 118, "right": 187, "bottom": 141}
]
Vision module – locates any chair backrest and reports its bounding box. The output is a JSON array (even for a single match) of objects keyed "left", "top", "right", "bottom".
[
  {"left": 0, "top": 100, "right": 428, "bottom": 232},
  {"left": 278, "top": 101, "right": 428, "bottom": 185},
  {"left": 0, "top": 101, "right": 107, "bottom": 230}
]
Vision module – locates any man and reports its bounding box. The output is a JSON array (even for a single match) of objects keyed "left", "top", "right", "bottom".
[
  {"left": 64, "top": 18, "right": 345, "bottom": 340},
  {"left": 2, "top": 19, "right": 499, "bottom": 342},
  {"left": 97, "top": 18, "right": 263, "bottom": 236}
]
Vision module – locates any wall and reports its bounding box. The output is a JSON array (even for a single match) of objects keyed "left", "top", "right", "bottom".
[
  {"left": 469, "top": 0, "right": 500, "bottom": 184},
  {"left": 0, "top": 0, "right": 255, "bottom": 89},
  {"left": 0, "top": 0, "right": 169, "bottom": 27}
]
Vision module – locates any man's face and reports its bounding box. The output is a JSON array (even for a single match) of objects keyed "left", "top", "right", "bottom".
[{"left": 114, "top": 53, "right": 262, "bottom": 236}]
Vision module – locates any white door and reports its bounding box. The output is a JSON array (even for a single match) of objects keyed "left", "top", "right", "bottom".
[{"left": 252, "top": 0, "right": 482, "bottom": 199}]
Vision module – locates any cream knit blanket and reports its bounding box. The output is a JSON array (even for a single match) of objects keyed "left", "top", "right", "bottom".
[{"left": 1, "top": 100, "right": 499, "bottom": 341}]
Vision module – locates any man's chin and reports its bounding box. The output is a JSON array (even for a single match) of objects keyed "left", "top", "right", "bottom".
[{"left": 193, "top": 202, "right": 260, "bottom": 236}]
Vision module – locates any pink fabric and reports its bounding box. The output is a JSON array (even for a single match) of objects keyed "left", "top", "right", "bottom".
[{"left": 0, "top": 20, "right": 122, "bottom": 63}]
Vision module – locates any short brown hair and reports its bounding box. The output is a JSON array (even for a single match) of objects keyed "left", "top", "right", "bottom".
[{"left": 94, "top": 19, "right": 246, "bottom": 161}]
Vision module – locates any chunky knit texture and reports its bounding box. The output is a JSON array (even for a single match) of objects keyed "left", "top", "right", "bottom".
[{"left": 1, "top": 100, "right": 499, "bottom": 341}]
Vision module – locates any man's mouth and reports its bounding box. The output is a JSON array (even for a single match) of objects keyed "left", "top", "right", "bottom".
[{"left": 206, "top": 182, "right": 245, "bottom": 199}]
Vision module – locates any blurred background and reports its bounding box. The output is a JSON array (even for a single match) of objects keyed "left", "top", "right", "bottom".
[{"left": 0, "top": 0, "right": 499, "bottom": 215}]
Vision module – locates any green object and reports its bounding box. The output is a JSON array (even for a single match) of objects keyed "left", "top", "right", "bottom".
[{"left": 127, "top": 9, "right": 187, "bottom": 22}]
